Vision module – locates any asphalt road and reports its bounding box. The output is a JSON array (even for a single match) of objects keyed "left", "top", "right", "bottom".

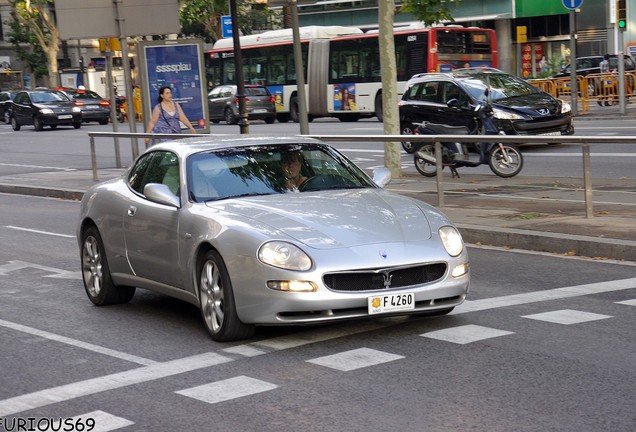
[{"left": 1, "top": 194, "right": 635, "bottom": 431}]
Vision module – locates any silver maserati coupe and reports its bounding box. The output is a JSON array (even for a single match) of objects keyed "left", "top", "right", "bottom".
[{"left": 77, "top": 136, "right": 470, "bottom": 341}]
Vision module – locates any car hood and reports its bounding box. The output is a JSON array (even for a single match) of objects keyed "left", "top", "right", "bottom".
[
  {"left": 205, "top": 189, "right": 436, "bottom": 249},
  {"left": 493, "top": 92, "right": 562, "bottom": 116},
  {"left": 34, "top": 102, "right": 75, "bottom": 109}
]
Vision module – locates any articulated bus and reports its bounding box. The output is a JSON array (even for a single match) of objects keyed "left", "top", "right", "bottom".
[{"left": 206, "top": 24, "right": 497, "bottom": 122}]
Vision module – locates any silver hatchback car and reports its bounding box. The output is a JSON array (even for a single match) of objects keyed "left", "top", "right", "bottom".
[
  {"left": 77, "top": 136, "right": 469, "bottom": 341},
  {"left": 208, "top": 84, "right": 277, "bottom": 125}
]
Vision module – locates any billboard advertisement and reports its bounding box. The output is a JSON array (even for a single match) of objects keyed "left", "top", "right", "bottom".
[{"left": 138, "top": 40, "right": 209, "bottom": 133}]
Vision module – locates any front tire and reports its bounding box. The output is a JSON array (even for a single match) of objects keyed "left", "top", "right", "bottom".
[
  {"left": 375, "top": 93, "right": 383, "bottom": 122},
  {"left": 73, "top": 121, "right": 82, "bottom": 129},
  {"left": 198, "top": 250, "right": 254, "bottom": 342},
  {"left": 489, "top": 144, "right": 523, "bottom": 178},
  {"left": 33, "top": 116, "right": 44, "bottom": 131},
  {"left": 81, "top": 226, "right": 136, "bottom": 305},
  {"left": 414, "top": 144, "right": 438, "bottom": 177}
]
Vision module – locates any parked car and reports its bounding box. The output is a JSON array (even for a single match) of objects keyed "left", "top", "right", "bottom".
[
  {"left": 77, "top": 136, "right": 469, "bottom": 341},
  {"left": 552, "top": 54, "right": 636, "bottom": 78},
  {"left": 57, "top": 87, "right": 111, "bottom": 125},
  {"left": 399, "top": 68, "right": 574, "bottom": 151},
  {"left": 208, "top": 84, "right": 276, "bottom": 125},
  {"left": 10, "top": 89, "right": 82, "bottom": 131},
  {"left": 0, "top": 90, "right": 17, "bottom": 123}
]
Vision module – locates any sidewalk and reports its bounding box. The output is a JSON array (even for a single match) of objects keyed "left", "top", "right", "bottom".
[{"left": 0, "top": 168, "right": 634, "bottom": 262}]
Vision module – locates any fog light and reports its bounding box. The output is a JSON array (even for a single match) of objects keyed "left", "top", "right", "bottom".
[
  {"left": 267, "top": 280, "right": 317, "bottom": 292},
  {"left": 451, "top": 263, "right": 469, "bottom": 278}
]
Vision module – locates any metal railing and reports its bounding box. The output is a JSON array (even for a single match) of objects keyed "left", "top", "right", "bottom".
[{"left": 87, "top": 131, "right": 635, "bottom": 219}]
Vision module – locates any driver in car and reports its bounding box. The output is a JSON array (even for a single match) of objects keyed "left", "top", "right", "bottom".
[{"left": 280, "top": 151, "right": 308, "bottom": 191}]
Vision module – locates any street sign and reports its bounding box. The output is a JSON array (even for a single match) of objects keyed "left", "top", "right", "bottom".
[
  {"left": 562, "top": 0, "right": 584, "bottom": 10},
  {"left": 221, "top": 16, "right": 233, "bottom": 38}
]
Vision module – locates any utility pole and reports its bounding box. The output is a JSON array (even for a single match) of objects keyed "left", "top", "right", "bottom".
[{"left": 230, "top": 0, "right": 249, "bottom": 133}]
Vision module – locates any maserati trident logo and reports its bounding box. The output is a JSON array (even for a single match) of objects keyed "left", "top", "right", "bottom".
[
  {"left": 379, "top": 250, "right": 388, "bottom": 259},
  {"left": 537, "top": 108, "right": 550, "bottom": 115},
  {"left": 382, "top": 273, "right": 393, "bottom": 289}
]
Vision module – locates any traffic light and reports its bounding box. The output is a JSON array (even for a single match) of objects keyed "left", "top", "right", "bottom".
[{"left": 617, "top": 0, "right": 627, "bottom": 30}]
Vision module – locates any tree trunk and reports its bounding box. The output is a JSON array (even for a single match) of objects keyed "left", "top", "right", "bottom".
[
  {"left": 45, "top": 45, "right": 60, "bottom": 88},
  {"left": 378, "top": 0, "right": 401, "bottom": 178}
]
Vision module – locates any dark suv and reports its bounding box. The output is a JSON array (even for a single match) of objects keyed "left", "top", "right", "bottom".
[
  {"left": 10, "top": 89, "right": 82, "bottom": 131},
  {"left": 399, "top": 68, "right": 574, "bottom": 151},
  {"left": 552, "top": 55, "right": 636, "bottom": 77}
]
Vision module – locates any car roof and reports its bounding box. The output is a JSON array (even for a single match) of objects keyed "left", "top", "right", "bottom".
[
  {"left": 148, "top": 136, "right": 326, "bottom": 159},
  {"left": 406, "top": 67, "right": 506, "bottom": 84}
]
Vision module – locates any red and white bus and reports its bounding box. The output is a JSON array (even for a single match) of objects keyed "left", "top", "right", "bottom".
[{"left": 206, "top": 24, "right": 497, "bottom": 122}]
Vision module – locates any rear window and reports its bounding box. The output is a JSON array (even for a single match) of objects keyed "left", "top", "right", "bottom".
[
  {"left": 71, "top": 90, "right": 102, "bottom": 100},
  {"left": 246, "top": 87, "right": 269, "bottom": 96}
]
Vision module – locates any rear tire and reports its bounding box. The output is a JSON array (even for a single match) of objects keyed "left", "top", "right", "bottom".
[
  {"left": 10, "top": 116, "right": 20, "bottom": 131},
  {"left": 73, "top": 122, "right": 82, "bottom": 129},
  {"left": 375, "top": 93, "right": 383, "bottom": 122},
  {"left": 81, "top": 226, "right": 136, "bottom": 305},
  {"left": 290, "top": 96, "right": 299, "bottom": 123},
  {"left": 99, "top": 119, "right": 109, "bottom": 125},
  {"left": 414, "top": 144, "right": 438, "bottom": 177},
  {"left": 264, "top": 116, "right": 276, "bottom": 124},
  {"left": 488, "top": 144, "right": 523, "bottom": 178},
  {"left": 224, "top": 107, "right": 238, "bottom": 125},
  {"left": 198, "top": 249, "right": 255, "bottom": 342},
  {"left": 401, "top": 123, "right": 416, "bottom": 153}
]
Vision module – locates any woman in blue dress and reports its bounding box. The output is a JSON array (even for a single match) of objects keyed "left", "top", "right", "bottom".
[{"left": 145, "top": 86, "right": 196, "bottom": 146}]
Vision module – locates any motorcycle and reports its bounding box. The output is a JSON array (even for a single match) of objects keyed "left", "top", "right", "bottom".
[
  {"left": 412, "top": 102, "right": 524, "bottom": 178},
  {"left": 115, "top": 94, "right": 127, "bottom": 123}
]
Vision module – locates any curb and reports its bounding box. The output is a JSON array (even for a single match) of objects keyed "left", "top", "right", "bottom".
[
  {"left": 459, "top": 223, "right": 636, "bottom": 262},
  {"left": 2, "top": 182, "right": 635, "bottom": 262}
]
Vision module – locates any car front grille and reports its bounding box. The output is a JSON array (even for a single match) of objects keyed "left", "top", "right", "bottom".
[{"left": 323, "top": 263, "right": 447, "bottom": 292}]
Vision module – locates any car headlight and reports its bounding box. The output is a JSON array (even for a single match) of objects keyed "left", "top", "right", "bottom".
[
  {"left": 72, "top": 107, "right": 81, "bottom": 113},
  {"left": 258, "top": 241, "right": 312, "bottom": 271},
  {"left": 40, "top": 108, "right": 54, "bottom": 114},
  {"left": 492, "top": 107, "right": 524, "bottom": 120},
  {"left": 439, "top": 226, "right": 464, "bottom": 257},
  {"left": 561, "top": 101, "right": 571, "bottom": 114}
]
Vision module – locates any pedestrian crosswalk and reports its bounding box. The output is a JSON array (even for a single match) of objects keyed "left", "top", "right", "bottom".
[{"left": 0, "top": 279, "right": 634, "bottom": 428}]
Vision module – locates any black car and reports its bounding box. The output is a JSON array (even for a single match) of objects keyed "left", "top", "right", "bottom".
[
  {"left": 208, "top": 85, "right": 277, "bottom": 124},
  {"left": 0, "top": 91, "right": 17, "bottom": 123},
  {"left": 399, "top": 68, "right": 574, "bottom": 150},
  {"left": 10, "top": 89, "right": 82, "bottom": 131},
  {"left": 552, "top": 55, "right": 636, "bottom": 78},
  {"left": 58, "top": 87, "right": 111, "bottom": 125}
]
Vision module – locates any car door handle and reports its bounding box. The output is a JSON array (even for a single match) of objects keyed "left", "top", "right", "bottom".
[{"left": 127, "top": 206, "right": 137, "bottom": 217}]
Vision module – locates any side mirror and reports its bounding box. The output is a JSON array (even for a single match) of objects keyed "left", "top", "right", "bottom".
[
  {"left": 143, "top": 183, "right": 180, "bottom": 208},
  {"left": 372, "top": 167, "right": 391, "bottom": 188}
]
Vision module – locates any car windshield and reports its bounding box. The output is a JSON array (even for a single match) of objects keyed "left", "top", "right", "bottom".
[
  {"left": 458, "top": 73, "right": 539, "bottom": 102},
  {"left": 187, "top": 143, "right": 376, "bottom": 202},
  {"left": 68, "top": 90, "right": 102, "bottom": 100},
  {"left": 31, "top": 92, "right": 69, "bottom": 103}
]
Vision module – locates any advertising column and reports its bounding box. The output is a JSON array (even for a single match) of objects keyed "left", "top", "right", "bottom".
[{"left": 138, "top": 40, "right": 209, "bottom": 133}]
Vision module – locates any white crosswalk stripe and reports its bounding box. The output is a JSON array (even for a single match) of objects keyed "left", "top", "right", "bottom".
[
  {"left": 176, "top": 376, "right": 278, "bottom": 404},
  {"left": 522, "top": 309, "right": 612, "bottom": 325},
  {"left": 306, "top": 347, "right": 404, "bottom": 371},
  {"left": 421, "top": 324, "right": 514, "bottom": 344}
]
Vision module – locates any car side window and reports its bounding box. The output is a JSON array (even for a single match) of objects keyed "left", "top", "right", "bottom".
[
  {"left": 419, "top": 83, "right": 439, "bottom": 103},
  {"left": 405, "top": 83, "right": 421, "bottom": 101},
  {"left": 128, "top": 151, "right": 179, "bottom": 196}
]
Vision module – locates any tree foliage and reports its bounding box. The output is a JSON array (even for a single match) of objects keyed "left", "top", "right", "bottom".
[
  {"left": 9, "top": 0, "right": 60, "bottom": 87},
  {"left": 7, "top": 10, "right": 48, "bottom": 79},
  {"left": 179, "top": 0, "right": 279, "bottom": 43},
  {"left": 399, "top": 0, "right": 457, "bottom": 25}
]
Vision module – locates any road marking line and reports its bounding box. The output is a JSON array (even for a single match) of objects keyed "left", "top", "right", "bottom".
[
  {"left": 307, "top": 347, "right": 404, "bottom": 371},
  {"left": 0, "top": 163, "right": 76, "bottom": 171},
  {"left": 0, "top": 318, "right": 157, "bottom": 366},
  {"left": 39, "top": 410, "right": 134, "bottom": 432},
  {"left": 616, "top": 299, "right": 636, "bottom": 306},
  {"left": 176, "top": 376, "right": 278, "bottom": 404},
  {"left": 454, "top": 278, "right": 636, "bottom": 314},
  {"left": 0, "top": 352, "right": 232, "bottom": 417},
  {"left": 522, "top": 309, "right": 612, "bottom": 325},
  {"left": 421, "top": 324, "right": 514, "bottom": 344},
  {"left": 5, "top": 225, "right": 75, "bottom": 238}
]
